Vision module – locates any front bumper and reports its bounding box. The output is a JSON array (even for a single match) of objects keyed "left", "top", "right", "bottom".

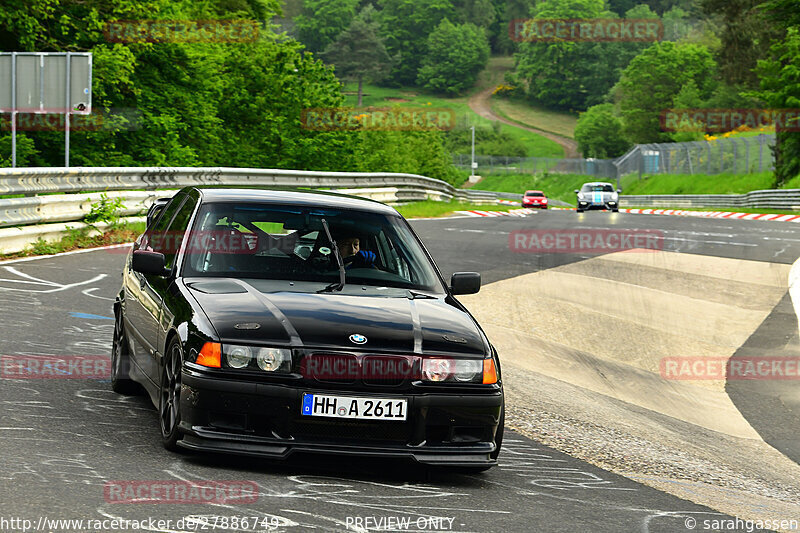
[
  {"left": 177, "top": 367, "right": 503, "bottom": 466},
  {"left": 577, "top": 200, "right": 617, "bottom": 211},
  {"left": 522, "top": 202, "right": 548, "bottom": 209}
]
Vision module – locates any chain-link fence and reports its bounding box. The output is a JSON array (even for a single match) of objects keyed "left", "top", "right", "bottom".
[
  {"left": 452, "top": 154, "right": 619, "bottom": 178},
  {"left": 454, "top": 134, "right": 777, "bottom": 181}
]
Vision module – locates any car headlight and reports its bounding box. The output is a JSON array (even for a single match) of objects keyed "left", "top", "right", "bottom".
[
  {"left": 422, "top": 358, "right": 453, "bottom": 382},
  {"left": 225, "top": 345, "right": 251, "bottom": 369},
  {"left": 256, "top": 347, "right": 291, "bottom": 372},
  {"left": 612, "top": 193, "right": 619, "bottom": 201},
  {"left": 421, "top": 357, "right": 487, "bottom": 383},
  {"left": 222, "top": 344, "right": 292, "bottom": 372},
  {"left": 454, "top": 359, "right": 483, "bottom": 382},
  {"left": 577, "top": 192, "right": 585, "bottom": 200}
]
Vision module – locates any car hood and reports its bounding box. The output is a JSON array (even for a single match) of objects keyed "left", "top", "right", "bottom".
[
  {"left": 185, "top": 279, "right": 487, "bottom": 355},
  {"left": 581, "top": 191, "right": 615, "bottom": 201}
]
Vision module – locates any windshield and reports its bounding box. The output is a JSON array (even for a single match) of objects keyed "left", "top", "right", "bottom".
[
  {"left": 180, "top": 202, "right": 445, "bottom": 293},
  {"left": 581, "top": 184, "right": 614, "bottom": 192},
  {"left": 525, "top": 192, "right": 544, "bottom": 197}
]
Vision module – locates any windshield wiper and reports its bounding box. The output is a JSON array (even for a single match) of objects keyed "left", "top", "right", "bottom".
[
  {"left": 407, "top": 290, "right": 437, "bottom": 300},
  {"left": 317, "top": 218, "right": 346, "bottom": 293}
]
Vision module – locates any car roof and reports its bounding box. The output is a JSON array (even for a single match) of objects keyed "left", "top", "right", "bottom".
[
  {"left": 190, "top": 187, "right": 400, "bottom": 216},
  {"left": 582, "top": 182, "right": 613, "bottom": 186},
  {"left": 525, "top": 190, "right": 544, "bottom": 194}
]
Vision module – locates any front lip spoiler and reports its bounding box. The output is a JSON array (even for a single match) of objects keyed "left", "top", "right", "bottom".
[{"left": 177, "top": 428, "right": 497, "bottom": 467}]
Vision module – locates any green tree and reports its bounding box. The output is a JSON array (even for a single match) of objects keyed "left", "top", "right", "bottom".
[
  {"left": 756, "top": 27, "right": 800, "bottom": 185},
  {"left": 378, "top": 0, "right": 456, "bottom": 85},
  {"left": 624, "top": 4, "right": 658, "bottom": 18},
  {"left": 416, "top": 19, "right": 490, "bottom": 96},
  {"left": 510, "top": 0, "right": 647, "bottom": 111},
  {"left": 574, "top": 104, "right": 630, "bottom": 158},
  {"left": 700, "top": 0, "right": 780, "bottom": 88},
  {"left": 321, "top": 5, "right": 392, "bottom": 106},
  {"left": 295, "top": 0, "right": 359, "bottom": 53},
  {"left": 614, "top": 41, "right": 717, "bottom": 143},
  {"left": 668, "top": 80, "right": 706, "bottom": 142},
  {"left": 452, "top": 0, "right": 496, "bottom": 30}
]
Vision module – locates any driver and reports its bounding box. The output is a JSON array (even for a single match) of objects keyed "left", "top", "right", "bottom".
[{"left": 334, "top": 233, "right": 376, "bottom": 268}]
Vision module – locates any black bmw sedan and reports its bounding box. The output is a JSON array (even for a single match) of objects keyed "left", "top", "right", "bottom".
[{"left": 112, "top": 187, "right": 504, "bottom": 469}]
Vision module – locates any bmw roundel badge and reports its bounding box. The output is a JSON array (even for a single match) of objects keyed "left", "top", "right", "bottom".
[{"left": 349, "top": 333, "right": 367, "bottom": 344}]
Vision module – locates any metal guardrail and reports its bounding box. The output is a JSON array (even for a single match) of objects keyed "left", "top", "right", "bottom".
[
  {"left": 621, "top": 189, "right": 800, "bottom": 210},
  {"left": 0, "top": 168, "right": 512, "bottom": 254},
  {"left": 0, "top": 191, "right": 156, "bottom": 228},
  {"left": 0, "top": 167, "right": 457, "bottom": 197}
]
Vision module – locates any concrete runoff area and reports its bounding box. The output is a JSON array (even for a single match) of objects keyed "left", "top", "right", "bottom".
[{"left": 460, "top": 249, "right": 800, "bottom": 527}]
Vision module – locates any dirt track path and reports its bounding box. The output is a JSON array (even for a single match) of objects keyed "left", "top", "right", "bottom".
[{"left": 468, "top": 85, "right": 581, "bottom": 158}]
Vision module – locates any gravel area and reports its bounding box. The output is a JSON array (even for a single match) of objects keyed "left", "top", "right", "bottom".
[{"left": 502, "top": 363, "right": 800, "bottom": 527}]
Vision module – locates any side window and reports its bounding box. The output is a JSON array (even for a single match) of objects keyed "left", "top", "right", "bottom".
[{"left": 161, "top": 195, "right": 198, "bottom": 270}]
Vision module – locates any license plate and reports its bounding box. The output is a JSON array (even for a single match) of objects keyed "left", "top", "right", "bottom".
[{"left": 301, "top": 393, "right": 407, "bottom": 421}]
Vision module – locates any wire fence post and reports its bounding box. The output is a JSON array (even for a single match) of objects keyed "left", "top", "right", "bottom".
[{"left": 744, "top": 137, "right": 750, "bottom": 173}]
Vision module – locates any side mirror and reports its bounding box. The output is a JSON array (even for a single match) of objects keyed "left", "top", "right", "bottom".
[
  {"left": 573, "top": 189, "right": 579, "bottom": 194},
  {"left": 616, "top": 189, "right": 622, "bottom": 193},
  {"left": 450, "top": 272, "right": 481, "bottom": 295},
  {"left": 132, "top": 250, "right": 170, "bottom": 276}
]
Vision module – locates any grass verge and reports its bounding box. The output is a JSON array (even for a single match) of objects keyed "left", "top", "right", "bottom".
[
  {"left": 491, "top": 98, "right": 578, "bottom": 139},
  {"left": 395, "top": 201, "right": 518, "bottom": 219},
  {"left": 1, "top": 221, "right": 146, "bottom": 261},
  {"left": 341, "top": 82, "right": 563, "bottom": 158}
]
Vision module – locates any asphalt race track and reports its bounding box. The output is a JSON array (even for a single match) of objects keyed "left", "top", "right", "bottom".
[{"left": 0, "top": 210, "right": 797, "bottom": 533}]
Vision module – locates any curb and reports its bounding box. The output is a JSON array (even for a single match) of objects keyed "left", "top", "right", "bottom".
[{"left": 454, "top": 208, "right": 537, "bottom": 217}]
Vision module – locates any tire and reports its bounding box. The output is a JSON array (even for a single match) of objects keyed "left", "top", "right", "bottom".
[
  {"left": 612, "top": 208, "right": 619, "bottom": 213},
  {"left": 111, "top": 311, "right": 139, "bottom": 395},
  {"left": 576, "top": 208, "right": 583, "bottom": 213},
  {"left": 159, "top": 338, "right": 184, "bottom": 452}
]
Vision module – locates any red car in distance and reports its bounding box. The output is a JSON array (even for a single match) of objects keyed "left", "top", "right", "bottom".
[{"left": 522, "top": 190, "right": 548, "bottom": 209}]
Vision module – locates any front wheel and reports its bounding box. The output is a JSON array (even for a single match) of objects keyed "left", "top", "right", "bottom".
[{"left": 159, "top": 339, "right": 184, "bottom": 452}]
